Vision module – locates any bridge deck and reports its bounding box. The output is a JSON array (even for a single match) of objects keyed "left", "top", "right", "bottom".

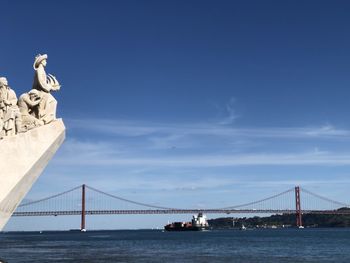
[{"left": 12, "top": 209, "right": 350, "bottom": 216}]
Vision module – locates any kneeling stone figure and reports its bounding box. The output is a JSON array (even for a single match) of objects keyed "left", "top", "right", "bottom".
[{"left": 18, "top": 89, "right": 44, "bottom": 131}]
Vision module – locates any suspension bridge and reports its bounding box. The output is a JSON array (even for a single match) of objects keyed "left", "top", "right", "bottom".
[{"left": 13, "top": 185, "right": 350, "bottom": 230}]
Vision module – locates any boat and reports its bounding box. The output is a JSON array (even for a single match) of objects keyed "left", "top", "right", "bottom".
[
  {"left": 240, "top": 224, "right": 247, "bottom": 231},
  {"left": 69, "top": 229, "right": 86, "bottom": 232},
  {"left": 164, "top": 213, "right": 209, "bottom": 231}
]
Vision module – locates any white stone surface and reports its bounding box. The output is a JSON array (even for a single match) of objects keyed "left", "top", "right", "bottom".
[{"left": 0, "top": 119, "right": 65, "bottom": 230}]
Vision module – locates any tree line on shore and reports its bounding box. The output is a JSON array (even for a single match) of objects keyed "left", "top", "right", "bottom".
[{"left": 208, "top": 208, "right": 350, "bottom": 228}]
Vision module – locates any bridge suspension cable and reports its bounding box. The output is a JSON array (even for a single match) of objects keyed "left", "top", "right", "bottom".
[
  {"left": 15, "top": 185, "right": 350, "bottom": 217},
  {"left": 301, "top": 187, "right": 350, "bottom": 208},
  {"left": 17, "top": 185, "right": 82, "bottom": 208},
  {"left": 85, "top": 185, "right": 177, "bottom": 210},
  {"left": 221, "top": 187, "right": 295, "bottom": 209}
]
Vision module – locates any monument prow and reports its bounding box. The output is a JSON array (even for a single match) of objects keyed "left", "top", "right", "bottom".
[
  {"left": 0, "top": 119, "right": 65, "bottom": 230},
  {"left": 0, "top": 54, "right": 65, "bottom": 230}
]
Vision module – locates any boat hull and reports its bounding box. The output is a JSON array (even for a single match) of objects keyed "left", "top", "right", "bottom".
[{"left": 164, "top": 225, "right": 209, "bottom": 231}]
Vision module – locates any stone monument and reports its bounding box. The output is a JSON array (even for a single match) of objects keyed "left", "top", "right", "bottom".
[{"left": 0, "top": 54, "right": 65, "bottom": 230}]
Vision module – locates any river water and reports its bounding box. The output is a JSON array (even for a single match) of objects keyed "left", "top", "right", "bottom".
[{"left": 0, "top": 228, "right": 349, "bottom": 262}]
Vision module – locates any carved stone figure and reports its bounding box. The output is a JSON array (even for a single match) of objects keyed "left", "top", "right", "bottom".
[
  {"left": 18, "top": 89, "right": 44, "bottom": 131},
  {"left": 0, "top": 54, "right": 61, "bottom": 138},
  {"left": 32, "top": 54, "right": 61, "bottom": 124},
  {"left": 0, "top": 53, "right": 65, "bottom": 231},
  {"left": 0, "top": 77, "right": 21, "bottom": 136}
]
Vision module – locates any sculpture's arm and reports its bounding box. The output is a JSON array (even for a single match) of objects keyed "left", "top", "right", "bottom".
[
  {"left": 9, "top": 89, "right": 18, "bottom": 106},
  {"left": 0, "top": 92, "right": 4, "bottom": 108},
  {"left": 4, "top": 89, "right": 17, "bottom": 106},
  {"left": 0, "top": 91, "right": 7, "bottom": 106},
  {"left": 22, "top": 95, "right": 41, "bottom": 107},
  {"left": 37, "top": 67, "right": 52, "bottom": 92},
  {"left": 47, "top": 74, "right": 61, "bottom": 91}
]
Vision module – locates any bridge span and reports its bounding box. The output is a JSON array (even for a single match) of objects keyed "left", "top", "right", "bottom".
[{"left": 13, "top": 184, "right": 350, "bottom": 230}]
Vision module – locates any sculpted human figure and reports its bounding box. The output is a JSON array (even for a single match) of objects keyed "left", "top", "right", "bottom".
[
  {"left": 0, "top": 77, "right": 21, "bottom": 136},
  {"left": 0, "top": 78, "right": 4, "bottom": 134},
  {"left": 32, "top": 54, "right": 61, "bottom": 124},
  {"left": 18, "top": 89, "right": 44, "bottom": 131}
]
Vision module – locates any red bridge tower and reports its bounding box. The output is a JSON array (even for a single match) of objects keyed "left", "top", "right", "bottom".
[{"left": 295, "top": 186, "right": 302, "bottom": 227}]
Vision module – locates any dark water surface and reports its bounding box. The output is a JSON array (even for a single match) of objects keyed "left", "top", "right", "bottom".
[{"left": 1, "top": 228, "right": 350, "bottom": 262}]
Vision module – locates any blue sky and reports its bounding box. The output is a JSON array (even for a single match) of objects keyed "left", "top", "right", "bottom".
[{"left": 2, "top": 0, "right": 350, "bottom": 230}]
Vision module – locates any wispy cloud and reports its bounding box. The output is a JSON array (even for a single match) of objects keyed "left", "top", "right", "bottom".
[
  {"left": 219, "top": 97, "right": 239, "bottom": 125},
  {"left": 67, "top": 118, "right": 350, "bottom": 140},
  {"left": 55, "top": 118, "right": 350, "bottom": 169},
  {"left": 54, "top": 140, "right": 350, "bottom": 167},
  {"left": 39, "top": 117, "right": 350, "bottom": 209}
]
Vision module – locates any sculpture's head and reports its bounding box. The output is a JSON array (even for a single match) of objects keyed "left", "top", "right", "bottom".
[
  {"left": 0, "top": 77, "right": 8, "bottom": 87},
  {"left": 29, "top": 89, "right": 41, "bottom": 100},
  {"left": 33, "top": 54, "right": 48, "bottom": 70}
]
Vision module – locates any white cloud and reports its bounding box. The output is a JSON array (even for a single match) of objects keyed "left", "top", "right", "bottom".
[
  {"left": 55, "top": 140, "right": 350, "bottom": 167},
  {"left": 67, "top": 118, "right": 350, "bottom": 140},
  {"left": 39, "top": 117, "right": 350, "bottom": 210},
  {"left": 219, "top": 97, "right": 239, "bottom": 125},
  {"left": 53, "top": 118, "right": 350, "bottom": 169}
]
